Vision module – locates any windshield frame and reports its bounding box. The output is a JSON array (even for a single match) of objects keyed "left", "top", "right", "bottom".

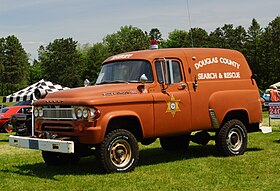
[{"left": 96, "top": 59, "right": 154, "bottom": 85}]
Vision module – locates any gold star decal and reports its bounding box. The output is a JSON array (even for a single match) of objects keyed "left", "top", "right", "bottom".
[{"left": 166, "top": 95, "right": 181, "bottom": 117}]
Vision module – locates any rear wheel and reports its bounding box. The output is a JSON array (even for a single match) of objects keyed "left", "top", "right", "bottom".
[
  {"left": 97, "top": 129, "right": 139, "bottom": 173},
  {"left": 3, "top": 122, "right": 13, "bottom": 133},
  {"left": 216, "top": 119, "right": 247, "bottom": 156},
  {"left": 160, "top": 134, "right": 190, "bottom": 151}
]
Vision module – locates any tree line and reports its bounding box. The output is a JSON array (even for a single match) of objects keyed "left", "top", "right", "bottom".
[{"left": 0, "top": 16, "right": 279, "bottom": 95}]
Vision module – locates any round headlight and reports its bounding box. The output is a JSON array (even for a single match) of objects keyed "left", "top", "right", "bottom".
[
  {"left": 76, "top": 108, "right": 83, "bottom": 118},
  {"left": 34, "top": 109, "right": 39, "bottom": 117},
  {"left": 83, "top": 109, "right": 89, "bottom": 118},
  {"left": 90, "top": 108, "right": 100, "bottom": 120},
  {"left": 39, "top": 109, "right": 44, "bottom": 117},
  {"left": 90, "top": 108, "right": 96, "bottom": 118}
]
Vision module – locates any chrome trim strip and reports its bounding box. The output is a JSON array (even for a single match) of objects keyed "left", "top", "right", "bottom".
[{"left": 209, "top": 109, "right": 219, "bottom": 129}]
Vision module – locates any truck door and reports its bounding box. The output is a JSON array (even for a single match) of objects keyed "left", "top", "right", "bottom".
[{"left": 153, "top": 59, "right": 192, "bottom": 136}]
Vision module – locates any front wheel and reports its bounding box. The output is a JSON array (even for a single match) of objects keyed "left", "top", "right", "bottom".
[
  {"left": 216, "top": 119, "right": 247, "bottom": 156},
  {"left": 3, "top": 122, "right": 13, "bottom": 133},
  {"left": 97, "top": 129, "right": 139, "bottom": 173}
]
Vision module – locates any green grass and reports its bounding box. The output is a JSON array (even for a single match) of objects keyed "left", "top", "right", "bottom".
[{"left": 0, "top": 113, "right": 279, "bottom": 191}]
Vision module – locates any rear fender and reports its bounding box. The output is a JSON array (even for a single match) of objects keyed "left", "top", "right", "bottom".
[{"left": 209, "top": 90, "right": 262, "bottom": 126}]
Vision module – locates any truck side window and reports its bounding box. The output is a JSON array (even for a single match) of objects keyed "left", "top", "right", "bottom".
[
  {"left": 155, "top": 60, "right": 182, "bottom": 84},
  {"left": 172, "top": 61, "right": 182, "bottom": 83}
]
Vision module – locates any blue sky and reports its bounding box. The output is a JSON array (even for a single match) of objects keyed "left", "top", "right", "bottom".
[{"left": 0, "top": 0, "right": 279, "bottom": 60}]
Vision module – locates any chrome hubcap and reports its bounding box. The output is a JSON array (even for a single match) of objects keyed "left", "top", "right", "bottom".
[
  {"left": 109, "top": 139, "right": 131, "bottom": 167},
  {"left": 226, "top": 126, "right": 243, "bottom": 152}
]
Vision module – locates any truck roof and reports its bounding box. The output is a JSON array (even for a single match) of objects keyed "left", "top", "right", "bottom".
[{"left": 104, "top": 48, "right": 245, "bottom": 63}]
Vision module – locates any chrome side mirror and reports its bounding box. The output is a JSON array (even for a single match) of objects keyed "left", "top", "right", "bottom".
[
  {"left": 139, "top": 74, "right": 148, "bottom": 93},
  {"left": 34, "top": 88, "right": 47, "bottom": 100},
  {"left": 84, "top": 78, "right": 90, "bottom": 87},
  {"left": 140, "top": 74, "right": 148, "bottom": 84}
]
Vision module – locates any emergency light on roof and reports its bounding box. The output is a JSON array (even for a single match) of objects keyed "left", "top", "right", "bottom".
[{"left": 150, "top": 39, "right": 158, "bottom": 50}]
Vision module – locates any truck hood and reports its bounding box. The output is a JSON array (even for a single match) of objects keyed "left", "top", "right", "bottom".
[{"left": 34, "top": 83, "right": 149, "bottom": 106}]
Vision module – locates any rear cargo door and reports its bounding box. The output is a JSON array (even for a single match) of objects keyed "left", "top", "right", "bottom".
[{"left": 153, "top": 59, "right": 192, "bottom": 136}]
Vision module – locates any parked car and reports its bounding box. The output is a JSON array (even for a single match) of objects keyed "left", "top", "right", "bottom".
[
  {"left": 13, "top": 101, "right": 32, "bottom": 106},
  {"left": 10, "top": 112, "right": 32, "bottom": 136},
  {"left": 261, "top": 93, "right": 270, "bottom": 102},
  {"left": 0, "top": 105, "right": 32, "bottom": 133},
  {"left": 260, "top": 90, "right": 271, "bottom": 108}
]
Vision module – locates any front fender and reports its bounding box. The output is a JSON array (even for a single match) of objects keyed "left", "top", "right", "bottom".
[{"left": 99, "top": 110, "right": 143, "bottom": 141}]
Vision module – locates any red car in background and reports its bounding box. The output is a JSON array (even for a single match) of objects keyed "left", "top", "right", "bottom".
[{"left": 0, "top": 106, "right": 32, "bottom": 133}]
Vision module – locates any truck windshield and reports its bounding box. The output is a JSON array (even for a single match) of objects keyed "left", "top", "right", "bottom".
[{"left": 96, "top": 60, "right": 153, "bottom": 84}]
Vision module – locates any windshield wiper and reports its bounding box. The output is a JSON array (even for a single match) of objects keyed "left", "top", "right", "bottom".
[{"left": 96, "top": 80, "right": 128, "bottom": 85}]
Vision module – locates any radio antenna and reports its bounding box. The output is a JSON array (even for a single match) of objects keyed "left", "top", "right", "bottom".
[{"left": 186, "top": 0, "right": 194, "bottom": 48}]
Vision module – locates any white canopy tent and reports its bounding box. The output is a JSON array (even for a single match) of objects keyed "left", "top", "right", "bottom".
[
  {"left": 2, "top": 79, "right": 69, "bottom": 103},
  {"left": 270, "top": 82, "right": 280, "bottom": 89}
]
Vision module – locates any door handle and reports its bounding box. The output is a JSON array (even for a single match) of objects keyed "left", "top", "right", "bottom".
[{"left": 178, "top": 83, "right": 187, "bottom": 90}]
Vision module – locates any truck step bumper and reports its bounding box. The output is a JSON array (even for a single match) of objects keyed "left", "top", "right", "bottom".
[
  {"left": 260, "top": 126, "right": 272, "bottom": 134},
  {"left": 9, "top": 135, "right": 74, "bottom": 153}
]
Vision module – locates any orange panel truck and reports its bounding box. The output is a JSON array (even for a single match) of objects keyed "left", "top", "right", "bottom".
[{"left": 9, "top": 48, "right": 263, "bottom": 173}]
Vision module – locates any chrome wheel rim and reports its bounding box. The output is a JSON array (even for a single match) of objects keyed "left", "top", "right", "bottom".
[
  {"left": 109, "top": 139, "right": 132, "bottom": 168},
  {"left": 226, "top": 126, "right": 243, "bottom": 152}
]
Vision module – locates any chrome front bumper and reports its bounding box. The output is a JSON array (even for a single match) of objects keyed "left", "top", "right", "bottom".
[{"left": 9, "top": 135, "right": 74, "bottom": 153}]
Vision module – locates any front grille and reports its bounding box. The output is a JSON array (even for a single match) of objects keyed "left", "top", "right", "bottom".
[
  {"left": 42, "top": 108, "right": 76, "bottom": 120},
  {"left": 42, "top": 123, "right": 74, "bottom": 132}
]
